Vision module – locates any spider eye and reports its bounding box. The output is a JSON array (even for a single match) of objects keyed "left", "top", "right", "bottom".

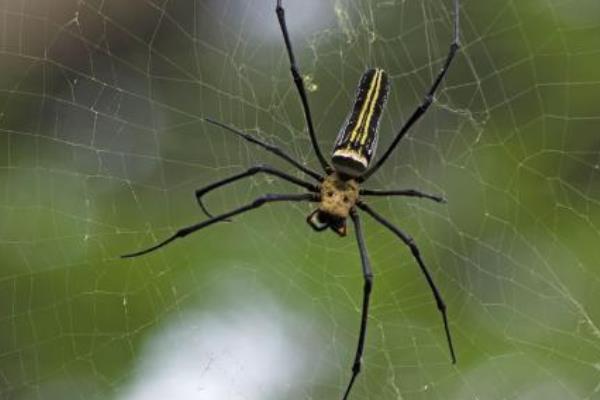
[
  {"left": 327, "top": 191, "right": 334, "bottom": 197},
  {"left": 343, "top": 196, "right": 350, "bottom": 203}
]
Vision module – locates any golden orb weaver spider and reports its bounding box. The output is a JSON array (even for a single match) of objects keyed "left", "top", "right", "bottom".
[{"left": 123, "top": 0, "right": 460, "bottom": 398}]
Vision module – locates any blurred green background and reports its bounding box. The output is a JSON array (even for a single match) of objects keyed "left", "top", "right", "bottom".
[{"left": 1, "top": 0, "right": 600, "bottom": 399}]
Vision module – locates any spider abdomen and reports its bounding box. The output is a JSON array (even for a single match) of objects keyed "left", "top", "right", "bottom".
[{"left": 332, "top": 68, "right": 390, "bottom": 177}]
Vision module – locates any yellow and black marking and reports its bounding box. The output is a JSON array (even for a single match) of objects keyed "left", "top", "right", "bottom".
[{"left": 332, "top": 68, "right": 390, "bottom": 177}]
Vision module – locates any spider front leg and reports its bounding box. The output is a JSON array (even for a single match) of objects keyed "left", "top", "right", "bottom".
[
  {"left": 121, "top": 193, "right": 317, "bottom": 258},
  {"left": 360, "top": 188, "right": 446, "bottom": 203},
  {"left": 195, "top": 164, "right": 318, "bottom": 218},
  {"left": 361, "top": 0, "right": 460, "bottom": 181},
  {"left": 275, "top": 0, "right": 332, "bottom": 174},
  {"left": 358, "top": 202, "right": 456, "bottom": 364},
  {"left": 342, "top": 209, "right": 373, "bottom": 400},
  {"left": 204, "top": 117, "right": 322, "bottom": 181}
]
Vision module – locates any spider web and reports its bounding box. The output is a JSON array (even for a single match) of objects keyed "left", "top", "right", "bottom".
[{"left": 1, "top": 0, "right": 600, "bottom": 399}]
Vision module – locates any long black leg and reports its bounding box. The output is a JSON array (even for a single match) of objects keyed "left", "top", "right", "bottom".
[
  {"left": 360, "top": 0, "right": 460, "bottom": 182},
  {"left": 360, "top": 188, "right": 446, "bottom": 203},
  {"left": 121, "top": 193, "right": 317, "bottom": 258},
  {"left": 357, "top": 202, "right": 456, "bottom": 364},
  {"left": 342, "top": 209, "right": 373, "bottom": 400},
  {"left": 195, "top": 164, "right": 318, "bottom": 218},
  {"left": 204, "top": 117, "right": 322, "bottom": 181},
  {"left": 275, "top": 0, "right": 332, "bottom": 174}
]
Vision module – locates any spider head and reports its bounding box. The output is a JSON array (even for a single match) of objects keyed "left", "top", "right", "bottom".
[
  {"left": 306, "top": 173, "right": 358, "bottom": 237},
  {"left": 319, "top": 173, "right": 359, "bottom": 215}
]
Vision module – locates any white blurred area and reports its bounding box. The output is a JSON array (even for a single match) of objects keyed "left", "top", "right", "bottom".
[
  {"left": 119, "top": 288, "right": 319, "bottom": 400},
  {"left": 231, "top": 0, "right": 337, "bottom": 42},
  {"left": 114, "top": 3, "right": 333, "bottom": 397}
]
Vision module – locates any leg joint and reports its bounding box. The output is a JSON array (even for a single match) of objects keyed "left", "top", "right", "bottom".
[
  {"left": 437, "top": 299, "right": 447, "bottom": 312},
  {"left": 249, "top": 164, "right": 269, "bottom": 173},
  {"left": 405, "top": 237, "right": 420, "bottom": 255},
  {"left": 291, "top": 67, "right": 302, "bottom": 82},
  {"left": 252, "top": 196, "right": 270, "bottom": 207},
  {"left": 364, "top": 274, "right": 373, "bottom": 292},
  {"left": 422, "top": 95, "right": 433, "bottom": 109}
]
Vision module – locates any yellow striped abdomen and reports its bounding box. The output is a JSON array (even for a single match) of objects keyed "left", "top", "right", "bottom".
[{"left": 332, "top": 68, "right": 390, "bottom": 177}]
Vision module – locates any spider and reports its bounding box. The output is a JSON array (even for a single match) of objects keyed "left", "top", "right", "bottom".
[{"left": 123, "top": 0, "right": 460, "bottom": 398}]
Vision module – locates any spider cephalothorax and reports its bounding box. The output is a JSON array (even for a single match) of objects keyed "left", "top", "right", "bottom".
[
  {"left": 307, "top": 173, "right": 359, "bottom": 236},
  {"left": 122, "top": 1, "right": 460, "bottom": 399}
]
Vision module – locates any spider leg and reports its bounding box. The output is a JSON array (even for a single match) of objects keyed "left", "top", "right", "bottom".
[
  {"left": 357, "top": 202, "right": 457, "bottom": 364},
  {"left": 275, "top": 0, "right": 332, "bottom": 174},
  {"left": 204, "top": 117, "right": 322, "bottom": 181},
  {"left": 342, "top": 208, "right": 373, "bottom": 400},
  {"left": 195, "top": 164, "right": 318, "bottom": 218},
  {"left": 121, "top": 193, "right": 317, "bottom": 258},
  {"left": 360, "top": 0, "right": 460, "bottom": 182},
  {"left": 360, "top": 188, "right": 446, "bottom": 203}
]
